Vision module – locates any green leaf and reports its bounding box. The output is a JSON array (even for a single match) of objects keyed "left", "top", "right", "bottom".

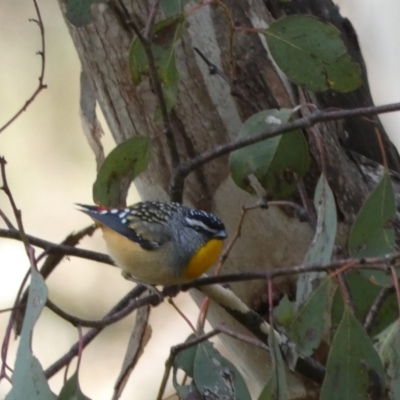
[
  {"left": 290, "top": 279, "right": 329, "bottom": 357},
  {"left": 160, "top": 0, "right": 189, "bottom": 17},
  {"left": 296, "top": 175, "right": 336, "bottom": 307},
  {"left": 258, "top": 330, "right": 288, "bottom": 400},
  {"left": 331, "top": 271, "right": 398, "bottom": 337},
  {"left": 129, "top": 15, "right": 185, "bottom": 115},
  {"left": 6, "top": 268, "right": 56, "bottom": 400},
  {"left": 274, "top": 295, "right": 294, "bottom": 328},
  {"left": 264, "top": 15, "right": 361, "bottom": 92},
  {"left": 172, "top": 334, "right": 199, "bottom": 398},
  {"left": 93, "top": 137, "right": 151, "bottom": 206},
  {"left": 194, "top": 340, "right": 251, "bottom": 400},
  {"left": 229, "top": 109, "right": 309, "bottom": 198},
  {"left": 349, "top": 172, "right": 396, "bottom": 285},
  {"left": 173, "top": 334, "right": 198, "bottom": 379},
  {"left": 320, "top": 308, "right": 385, "bottom": 400},
  {"left": 375, "top": 320, "right": 400, "bottom": 399},
  {"left": 65, "top": 0, "right": 105, "bottom": 27},
  {"left": 58, "top": 372, "right": 92, "bottom": 400}
]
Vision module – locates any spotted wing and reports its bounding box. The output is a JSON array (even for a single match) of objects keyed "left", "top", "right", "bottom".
[{"left": 77, "top": 204, "right": 161, "bottom": 250}]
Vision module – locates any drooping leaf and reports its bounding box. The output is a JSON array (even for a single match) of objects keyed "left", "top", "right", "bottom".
[
  {"left": 229, "top": 109, "right": 309, "bottom": 198},
  {"left": 65, "top": 0, "right": 105, "bottom": 27},
  {"left": 320, "top": 308, "right": 385, "bottom": 400},
  {"left": 331, "top": 271, "right": 398, "bottom": 337},
  {"left": 258, "top": 329, "right": 288, "bottom": 400},
  {"left": 173, "top": 334, "right": 198, "bottom": 379},
  {"left": 6, "top": 268, "right": 56, "bottom": 400},
  {"left": 129, "top": 15, "right": 185, "bottom": 115},
  {"left": 374, "top": 319, "right": 400, "bottom": 399},
  {"left": 349, "top": 172, "right": 396, "bottom": 285},
  {"left": 296, "top": 174, "right": 337, "bottom": 307},
  {"left": 264, "top": 15, "right": 361, "bottom": 92},
  {"left": 93, "top": 137, "right": 151, "bottom": 206},
  {"left": 113, "top": 305, "right": 151, "bottom": 399},
  {"left": 194, "top": 340, "right": 251, "bottom": 400},
  {"left": 173, "top": 336, "right": 251, "bottom": 399},
  {"left": 172, "top": 334, "right": 199, "bottom": 398},
  {"left": 290, "top": 279, "right": 329, "bottom": 357},
  {"left": 58, "top": 372, "right": 92, "bottom": 400}
]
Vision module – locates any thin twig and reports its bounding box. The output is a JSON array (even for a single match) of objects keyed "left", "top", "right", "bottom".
[
  {"left": 143, "top": 0, "right": 159, "bottom": 38},
  {"left": 116, "top": 0, "right": 180, "bottom": 193},
  {"left": 0, "top": 157, "right": 30, "bottom": 253},
  {"left": 390, "top": 265, "right": 400, "bottom": 314},
  {"left": 0, "top": 0, "right": 47, "bottom": 134},
  {"left": 0, "top": 208, "right": 15, "bottom": 230},
  {"left": 180, "top": 255, "right": 395, "bottom": 289},
  {"left": 169, "top": 102, "right": 400, "bottom": 199},
  {"left": 46, "top": 292, "right": 158, "bottom": 329},
  {"left": 0, "top": 228, "right": 113, "bottom": 265},
  {"left": 12, "top": 224, "right": 101, "bottom": 335},
  {"left": 268, "top": 200, "right": 310, "bottom": 222},
  {"left": 44, "top": 285, "right": 147, "bottom": 379},
  {"left": 217, "top": 204, "right": 262, "bottom": 271},
  {"left": 168, "top": 298, "right": 197, "bottom": 333},
  {"left": 364, "top": 287, "right": 394, "bottom": 333},
  {"left": 193, "top": 47, "right": 259, "bottom": 114},
  {"left": 2, "top": 224, "right": 398, "bottom": 298}
]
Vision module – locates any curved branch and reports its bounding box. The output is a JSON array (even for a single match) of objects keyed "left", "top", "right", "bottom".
[
  {"left": 170, "top": 101, "right": 400, "bottom": 199},
  {"left": 0, "top": 0, "right": 47, "bottom": 134},
  {"left": 0, "top": 228, "right": 113, "bottom": 265}
]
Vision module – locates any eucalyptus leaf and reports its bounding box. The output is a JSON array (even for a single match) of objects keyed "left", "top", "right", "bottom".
[
  {"left": 331, "top": 271, "right": 397, "bottom": 337},
  {"left": 290, "top": 279, "right": 329, "bottom": 357},
  {"left": 58, "top": 372, "right": 92, "bottom": 400},
  {"left": 160, "top": 0, "right": 189, "bottom": 17},
  {"left": 129, "top": 15, "right": 185, "bottom": 115},
  {"left": 194, "top": 340, "right": 251, "bottom": 400},
  {"left": 374, "top": 320, "right": 400, "bottom": 399},
  {"left": 296, "top": 174, "right": 336, "bottom": 307},
  {"left": 265, "top": 15, "right": 361, "bottom": 92},
  {"left": 258, "top": 329, "right": 287, "bottom": 400},
  {"left": 65, "top": 0, "right": 105, "bottom": 27},
  {"left": 6, "top": 269, "right": 56, "bottom": 400},
  {"left": 229, "top": 109, "right": 309, "bottom": 198},
  {"left": 320, "top": 308, "right": 385, "bottom": 400},
  {"left": 349, "top": 172, "right": 396, "bottom": 285},
  {"left": 93, "top": 137, "right": 151, "bottom": 206}
]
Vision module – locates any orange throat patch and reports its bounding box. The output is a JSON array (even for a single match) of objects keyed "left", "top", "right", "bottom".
[{"left": 183, "top": 239, "right": 223, "bottom": 280}]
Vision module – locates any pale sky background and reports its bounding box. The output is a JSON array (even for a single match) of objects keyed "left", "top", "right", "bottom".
[{"left": 0, "top": 1, "right": 399, "bottom": 399}]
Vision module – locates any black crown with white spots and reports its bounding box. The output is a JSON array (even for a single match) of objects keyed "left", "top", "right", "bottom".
[{"left": 77, "top": 201, "right": 227, "bottom": 243}]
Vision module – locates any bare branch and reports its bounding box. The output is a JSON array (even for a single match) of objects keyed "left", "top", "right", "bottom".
[
  {"left": 181, "top": 254, "right": 397, "bottom": 289},
  {"left": 364, "top": 286, "right": 394, "bottom": 333},
  {"left": 44, "top": 285, "right": 147, "bottom": 379},
  {"left": 0, "top": 0, "right": 47, "bottom": 134},
  {"left": 170, "top": 102, "right": 400, "bottom": 199},
  {"left": 0, "top": 228, "right": 113, "bottom": 265}
]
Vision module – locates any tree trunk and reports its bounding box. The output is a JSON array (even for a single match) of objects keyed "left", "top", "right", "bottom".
[{"left": 58, "top": 0, "right": 399, "bottom": 397}]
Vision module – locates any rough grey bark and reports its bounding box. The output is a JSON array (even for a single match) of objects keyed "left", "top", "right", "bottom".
[{"left": 58, "top": 0, "right": 398, "bottom": 397}]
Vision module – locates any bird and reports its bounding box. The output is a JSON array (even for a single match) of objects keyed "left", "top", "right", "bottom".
[{"left": 77, "top": 201, "right": 228, "bottom": 286}]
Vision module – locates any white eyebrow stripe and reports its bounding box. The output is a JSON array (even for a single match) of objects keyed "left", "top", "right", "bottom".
[{"left": 185, "top": 217, "right": 218, "bottom": 233}]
